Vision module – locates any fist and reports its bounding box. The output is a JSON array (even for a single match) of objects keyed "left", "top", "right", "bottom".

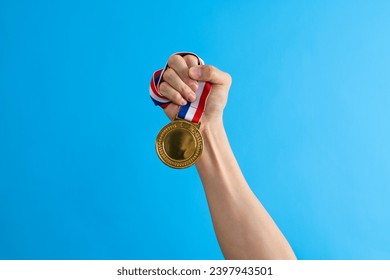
[{"left": 159, "top": 54, "right": 232, "bottom": 124}]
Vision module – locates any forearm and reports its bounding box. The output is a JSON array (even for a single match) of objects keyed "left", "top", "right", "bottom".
[{"left": 196, "top": 118, "right": 296, "bottom": 260}]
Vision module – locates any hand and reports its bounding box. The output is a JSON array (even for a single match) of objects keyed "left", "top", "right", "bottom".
[{"left": 159, "top": 54, "right": 232, "bottom": 125}]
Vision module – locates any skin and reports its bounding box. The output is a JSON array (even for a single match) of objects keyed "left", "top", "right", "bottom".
[{"left": 158, "top": 54, "right": 297, "bottom": 260}]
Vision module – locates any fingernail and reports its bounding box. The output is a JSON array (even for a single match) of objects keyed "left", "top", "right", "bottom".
[
  {"left": 188, "top": 93, "right": 196, "bottom": 102},
  {"left": 190, "top": 81, "right": 198, "bottom": 91},
  {"left": 180, "top": 99, "right": 187, "bottom": 106},
  {"left": 190, "top": 67, "right": 201, "bottom": 79}
]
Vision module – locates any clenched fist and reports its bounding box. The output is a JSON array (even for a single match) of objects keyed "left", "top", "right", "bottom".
[{"left": 158, "top": 54, "right": 232, "bottom": 124}]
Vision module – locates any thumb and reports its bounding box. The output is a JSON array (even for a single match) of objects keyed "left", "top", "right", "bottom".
[{"left": 189, "top": 65, "right": 231, "bottom": 86}]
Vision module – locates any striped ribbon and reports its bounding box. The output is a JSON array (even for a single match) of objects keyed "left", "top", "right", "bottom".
[{"left": 149, "top": 52, "right": 212, "bottom": 124}]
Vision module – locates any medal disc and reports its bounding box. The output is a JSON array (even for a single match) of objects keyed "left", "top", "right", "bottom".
[{"left": 155, "top": 119, "right": 203, "bottom": 169}]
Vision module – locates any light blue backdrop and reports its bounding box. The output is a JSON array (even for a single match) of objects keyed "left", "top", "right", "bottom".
[{"left": 1, "top": 0, "right": 389, "bottom": 259}]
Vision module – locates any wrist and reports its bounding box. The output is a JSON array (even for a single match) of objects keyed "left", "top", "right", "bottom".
[
  {"left": 199, "top": 116, "right": 224, "bottom": 133},
  {"left": 196, "top": 117, "right": 226, "bottom": 167},
  {"left": 199, "top": 119, "right": 225, "bottom": 143}
]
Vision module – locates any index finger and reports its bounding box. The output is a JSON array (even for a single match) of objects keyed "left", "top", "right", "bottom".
[
  {"left": 183, "top": 54, "right": 199, "bottom": 68},
  {"left": 183, "top": 55, "right": 199, "bottom": 89},
  {"left": 167, "top": 55, "right": 198, "bottom": 91}
]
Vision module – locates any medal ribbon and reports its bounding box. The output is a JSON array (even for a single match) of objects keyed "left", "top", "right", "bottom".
[{"left": 149, "top": 52, "right": 212, "bottom": 124}]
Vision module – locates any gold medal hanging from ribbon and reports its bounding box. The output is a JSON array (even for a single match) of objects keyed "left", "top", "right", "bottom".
[
  {"left": 149, "top": 52, "right": 212, "bottom": 169},
  {"left": 155, "top": 117, "right": 203, "bottom": 169}
]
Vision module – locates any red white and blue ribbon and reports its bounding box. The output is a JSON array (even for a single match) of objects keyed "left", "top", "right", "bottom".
[{"left": 149, "top": 52, "right": 212, "bottom": 124}]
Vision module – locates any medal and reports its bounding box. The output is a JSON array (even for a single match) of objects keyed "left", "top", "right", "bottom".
[
  {"left": 155, "top": 117, "right": 203, "bottom": 169},
  {"left": 149, "top": 52, "right": 212, "bottom": 168}
]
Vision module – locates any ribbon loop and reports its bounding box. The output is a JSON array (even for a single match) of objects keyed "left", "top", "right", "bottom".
[{"left": 149, "top": 52, "right": 212, "bottom": 124}]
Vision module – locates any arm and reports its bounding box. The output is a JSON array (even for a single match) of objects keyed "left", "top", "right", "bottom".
[
  {"left": 159, "top": 54, "right": 296, "bottom": 260},
  {"left": 197, "top": 120, "right": 296, "bottom": 260}
]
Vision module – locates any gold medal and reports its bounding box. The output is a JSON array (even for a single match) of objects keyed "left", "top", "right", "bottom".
[
  {"left": 150, "top": 52, "right": 211, "bottom": 169},
  {"left": 155, "top": 117, "right": 203, "bottom": 169}
]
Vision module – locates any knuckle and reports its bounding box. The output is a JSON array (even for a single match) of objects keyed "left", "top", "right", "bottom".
[
  {"left": 205, "top": 65, "right": 216, "bottom": 77},
  {"left": 178, "top": 83, "right": 190, "bottom": 95},
  {"left": 159, "top": 81, "right": 167, "bottom": 90},
  {"left": 183, "top": 55, "right": 197, "bottom": 65},
  {"left": 173, "top": 92, "right": 183, "bottom": 103},
  {"left": 163, "top": 68, "right": 174, "bottom": 80},
  {"left": 167, "top": 54, "right": 181, "bottom": 67},
  {"left": 159, "top": 82, "right": 168, "bottom": 94},
  {"left": 207, "top": 65, "right": 216, "bottom": 71}
]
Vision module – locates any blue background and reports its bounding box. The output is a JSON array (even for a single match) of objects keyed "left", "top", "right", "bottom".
[{"left": 1, "top": 0, "right": 390, "bottom": 259}]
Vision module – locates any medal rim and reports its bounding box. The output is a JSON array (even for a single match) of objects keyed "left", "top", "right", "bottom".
[{"left": 155, "top": 119, "right": 203, "bottom": 169}]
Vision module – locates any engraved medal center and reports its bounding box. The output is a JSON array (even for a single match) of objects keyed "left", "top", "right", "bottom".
[{"left": 163, "top": 128, "right": 196, "bottom": 161}]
